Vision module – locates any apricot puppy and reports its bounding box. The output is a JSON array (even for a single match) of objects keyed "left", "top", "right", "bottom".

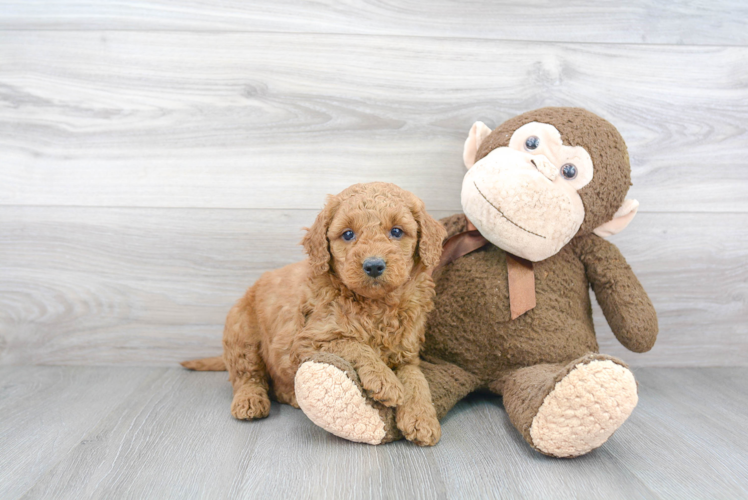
[{"left": 183, "top": 182, "right": 447, "bottom": 446}]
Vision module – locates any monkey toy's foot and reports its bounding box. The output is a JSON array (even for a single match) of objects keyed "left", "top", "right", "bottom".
[
  {"left": 504, "top": 354, "right": 638, "bottom": 458},
  {"left": 533, "top": 357, "right": 638, "bottom": 457},
  {"left": 294, "top": 353, "right": 400, "bottom": 445}
]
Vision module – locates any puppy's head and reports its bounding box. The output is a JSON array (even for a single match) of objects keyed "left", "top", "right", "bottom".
[{"left": 302, "top": 182, "right": 446, "bottom": 299}]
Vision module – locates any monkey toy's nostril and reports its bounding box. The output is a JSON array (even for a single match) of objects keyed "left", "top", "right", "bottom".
[{"left": 363, "top": 257, "right": 386, "bottom": 278}]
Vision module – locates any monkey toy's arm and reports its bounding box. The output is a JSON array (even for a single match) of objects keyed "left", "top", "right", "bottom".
[{"left": 577, "top": 234, "right": 658, "bottom": 353}]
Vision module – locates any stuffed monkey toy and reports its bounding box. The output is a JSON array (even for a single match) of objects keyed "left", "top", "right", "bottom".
[{"left": 294, "top": 107, "right": 658, "bottom": 457}]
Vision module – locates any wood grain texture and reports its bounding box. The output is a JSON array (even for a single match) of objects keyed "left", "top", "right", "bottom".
[
  {"left": 1, "top": 206, "right": 746, "bottom": 367},
  {"left": 607, "top": 367, "right": 748, "bottom": 497},
  {"left": 1, "top": 32, "right": 746, "bottom": 212},
  {"left": 0, "top": 366, "right": 160, "bottom": 499},
  {"left": 2, "top": 366, "right": 746, "bottom": 499},
  {"left": 0, "top": 0, "right": 747, "bottom": 46},
  {"left": 0, "top": 3, "right": 745, "bottom": 495}
]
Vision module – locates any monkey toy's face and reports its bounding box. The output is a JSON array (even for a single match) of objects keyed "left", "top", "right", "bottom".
[{"left": 461, "top": 108, "right": 640, "bottom": 262}]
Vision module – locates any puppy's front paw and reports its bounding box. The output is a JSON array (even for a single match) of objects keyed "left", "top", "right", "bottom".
[
  {"left": 396, "top": 401, "right": 441, "bottom": 446},
  {"left": 231, "top": 386, "right": 271, "bottom": 420},
  {"left": 358, "top": 367, "right": 404, "bottom": 407}
]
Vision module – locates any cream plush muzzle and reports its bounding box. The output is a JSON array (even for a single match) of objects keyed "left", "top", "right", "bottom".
[
  {"left": 462, "top": 146, "right": 585, "bottom": 262},
  {"left": 462, "top": 120, "right": 639, "bottom": 262}
]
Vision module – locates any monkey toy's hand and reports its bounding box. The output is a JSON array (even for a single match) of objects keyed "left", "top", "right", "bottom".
[{"left": 579, "top": 234, "right": 659, "bottom": 352}]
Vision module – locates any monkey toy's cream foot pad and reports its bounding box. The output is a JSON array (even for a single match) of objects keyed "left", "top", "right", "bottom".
[
  {"left": 530, "top": 360, "right": 638, "bottom": 458},
  {"left": 295, "top": 359, "right": 386, "bottom": 445}
]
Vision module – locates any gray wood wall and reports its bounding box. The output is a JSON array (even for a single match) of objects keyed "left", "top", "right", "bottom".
[{"left": 1, "top": 1, "right": 746, "bottom": 367}]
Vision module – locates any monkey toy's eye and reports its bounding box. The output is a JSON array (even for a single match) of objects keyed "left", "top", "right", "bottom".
[
  {"left": 561, "top": 163, "right": 578, "bottom": 180},
  {"left": 525, "top": 136, "right": 540, "bottom": 151},
  {"left": 342, "top": 230, "right": 356, "bottom": 241},
  {"left": 389, "top": 227, "right": 404, "bottom": 239}
]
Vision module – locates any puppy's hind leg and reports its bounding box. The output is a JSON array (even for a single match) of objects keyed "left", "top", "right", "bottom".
[{"left": 223, "top": 290, "right": 271, "bottom": 420}]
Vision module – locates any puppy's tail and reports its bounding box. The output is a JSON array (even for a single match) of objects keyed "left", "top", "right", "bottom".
[{"left": 181, "top": 356, "right": 226, "bottom": 371}]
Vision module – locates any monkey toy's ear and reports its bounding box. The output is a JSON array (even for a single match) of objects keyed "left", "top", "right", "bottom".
[
  {"left": 463, "top": 121, "right": 493, "bottom": 169},
  {"left": 593, "top": 199, "right": 640, "bottom": 238}
]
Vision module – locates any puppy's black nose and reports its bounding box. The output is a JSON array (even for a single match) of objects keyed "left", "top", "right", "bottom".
[{"left": 363, "top": 258, "right": 386, "bottom": 278}]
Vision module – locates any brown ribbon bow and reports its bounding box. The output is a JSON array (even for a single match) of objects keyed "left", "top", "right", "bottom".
[{"left": 431, "top": 219, "right": 536, "bottom": 320}]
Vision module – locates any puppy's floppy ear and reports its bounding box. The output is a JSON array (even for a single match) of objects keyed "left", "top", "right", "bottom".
[
  {"left": 302, "top": 194, "right": 340, "bottom": 276},
  {"left": 410, "top": 195, "right": 447, "bottom": 269}
]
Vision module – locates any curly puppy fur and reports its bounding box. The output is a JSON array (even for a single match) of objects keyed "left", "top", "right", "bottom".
[{"left": 183, "top": 182, "right": 446, "bottom": 445}]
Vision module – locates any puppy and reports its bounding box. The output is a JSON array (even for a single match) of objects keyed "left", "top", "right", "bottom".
[{"left": 183, "top": 182, "right": 447, "bottom": 446}]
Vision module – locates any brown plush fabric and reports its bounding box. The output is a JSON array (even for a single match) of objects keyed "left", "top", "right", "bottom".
[
  {"left": 499, "top": 353, "right": 629, "bottom": 452},
  {"left": 423, "top": 213, "right": 658, "bottom": 387},
  {"left": 294, "top": 109, "right": 657, "bottom": 457},
  {"left": 377, "top": 401, "right": 404, "bottom": 444},
  {"left": 408, "top": 206, "right": 658, "bottom": 455},
  {"left": 476, "top": 107, "right": 631, "bottom": 234},
  {"left": 222, "top": 108, "right": 657, "bottom": 457},
  {"left": 419, "top": 359, "right": 481, "bottom": 420},
  {"left": 577, "top": 236, "right": 658, "bottom": 353}
]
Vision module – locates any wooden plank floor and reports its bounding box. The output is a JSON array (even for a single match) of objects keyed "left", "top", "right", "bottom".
[{"left": 1, "top": 366, "right": 746, "bottom": 499}]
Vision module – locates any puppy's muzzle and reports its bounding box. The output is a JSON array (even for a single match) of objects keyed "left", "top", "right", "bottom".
[{"left": 363, "top": 257, "right": 386, "bottom": 278}]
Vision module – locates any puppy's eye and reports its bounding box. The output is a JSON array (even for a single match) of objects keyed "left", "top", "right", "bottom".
[
  {"left": 525, "top": 136, "right": 540, "bottom": 151},
  {"left": 560, "top": 163, "right": 577, "bottom": 180},
  {"left": 389, "top": 227, "right": 404, "bottom": 239},
  {"left": 341, "top": 230, "right": 355, "bottom": 241}
]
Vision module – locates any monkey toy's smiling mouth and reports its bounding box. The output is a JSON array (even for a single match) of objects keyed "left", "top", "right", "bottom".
[{"left": 473, "top": 181, "right": 546, "bottom": 239}]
